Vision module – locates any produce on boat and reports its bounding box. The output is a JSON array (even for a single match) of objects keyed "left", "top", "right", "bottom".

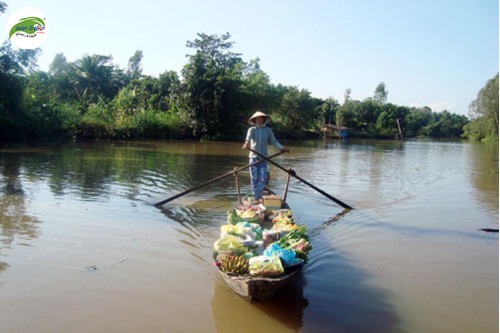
[{"left": 213, "top": 194, "right": 312, "bottom": 302}]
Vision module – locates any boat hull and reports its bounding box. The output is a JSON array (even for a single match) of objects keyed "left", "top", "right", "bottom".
[{"left": 216, "top": 263, "right": 304, "bottom": 302}]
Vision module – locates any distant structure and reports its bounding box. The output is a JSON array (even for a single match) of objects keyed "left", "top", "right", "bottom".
[
  {"left": 396, "top": 117, "right": 404, "bottom": 141},
  {"left": 320, "top": 123, "right": 349, "bottom": 139}
]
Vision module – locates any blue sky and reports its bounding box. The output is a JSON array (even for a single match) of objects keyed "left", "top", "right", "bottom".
[{"left": 1, "top": 0, "right": 498, "bottom": 116}]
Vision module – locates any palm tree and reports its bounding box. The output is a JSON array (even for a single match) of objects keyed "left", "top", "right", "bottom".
[{"left": 70, "top": 54, "right": 114, "bottom": 106}]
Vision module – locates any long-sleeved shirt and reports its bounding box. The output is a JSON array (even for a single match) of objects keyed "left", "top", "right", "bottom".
[{"left": 245, "top": 125, "right": 283, "bottom": 158}]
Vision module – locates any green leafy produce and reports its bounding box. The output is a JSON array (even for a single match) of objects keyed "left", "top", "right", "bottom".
[
  {"left": 227, "top": 209, "right": 240, "bottom": 225},
  {"left": 276, "top": 225, "right": 312, "bottom": 263}
]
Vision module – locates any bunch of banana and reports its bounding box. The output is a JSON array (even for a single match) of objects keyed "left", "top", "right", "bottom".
[
  {"left": 272, "top": 209, "right": 294, "bottom": 224},
  {"left": 272, "top": 211, "right": 298, "bottom": 232},
  {"left": 240, "top": 209, "right": 257, "bottom": 219},
  {"left": 220, "top": 255, "right": 249, "bottom": 275}
]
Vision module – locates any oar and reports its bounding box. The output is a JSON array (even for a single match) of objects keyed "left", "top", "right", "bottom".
[
  {"left": 155, "top": 151, "right": 284, "bottom": 207},
  {"left": 248, "top": 148, "right": 353, "bottom": 210}
]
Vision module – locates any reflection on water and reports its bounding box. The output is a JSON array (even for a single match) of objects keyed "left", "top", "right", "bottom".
[
  {"left": 157, "top": 197, "right": 235, "bottom": 252},
  {"left": 467, "top": 142, "right": 499, "bottom": 214},
  {"left": 0, "top": 154, "right": 42, "bottom": 274},
  {"left": 212, "top": 277, "right": 308, "bottom": 333}
]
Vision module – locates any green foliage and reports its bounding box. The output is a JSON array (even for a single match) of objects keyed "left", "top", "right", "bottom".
[
  {"left": 373, "top": 82, "right": 388, "bottom": 105},
  {"left": 132, "top": 110, "right": 186, "bottom": 138},
  {"left": 80, "top": 102, "right": 114, "bottom": 138},
  {"left": 78, "top": 101, "right": 185, "bottom": 140},
  {"left": 0, "top": 41, "right": 41, "bottom": 119},
  {"left": 272, "top": 86, "right": 320, "bottom": 137},
  {"left": 127, "top": 50, "right": 143, "bottom": 81},
  {"left": 463, "top": 116, "right": 493, "bottom": 141},
  {"left": 423, "top": 111, "right": 468, "bottom": 137},
  {"left": 403, "top": 107, "right": 433, "bottom": 137},
  {"left": 0, "top": 30, "right": 487, "bottom": 142},
  {"left": 69, "top": 54, "right": 117, "bottom": 108},
  {"left": 179, "top": 33, "right": 247, "bottom": 140},
  {"left": 127, "top": 111, "right": 187, "bottom": 139},
  {"left": 19, "top": 69, "right": 81, "bottom": 138},
  {"left": 464, "top": 73, "right": 499, "bottom": 141},
  {"left": 0, "top": 41, "right": 42, "bottom": 139},
  {"left": 0, "top": 41, "right": 41, "bottom": 75},
  {"left": 337, "top": 99, "right": 357, "bottom": 129},
  {"left": 319, "top": 97, "right": 340, "bottom": 125}
]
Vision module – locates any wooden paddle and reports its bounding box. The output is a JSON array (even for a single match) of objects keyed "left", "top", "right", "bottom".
[
  {"left": 154, "top": 151, "right": 284, "bottom": 207},
  {"left": 248, "top": 148, "right": 353, "bottom": 210}
]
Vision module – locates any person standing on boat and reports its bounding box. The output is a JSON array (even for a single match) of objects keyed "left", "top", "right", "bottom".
[{"left": 242, "top": 111, "right": 289, "bottom": 203}]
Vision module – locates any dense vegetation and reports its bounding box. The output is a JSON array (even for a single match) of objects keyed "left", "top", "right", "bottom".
[
  {"left": 463, "top": 73, "right": 499, "bottom": 142},
  {"left": 0, "top": 4, "right": 497, "bottom": 142}
]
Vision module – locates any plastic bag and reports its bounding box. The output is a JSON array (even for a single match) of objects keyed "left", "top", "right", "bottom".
[
  {"left": 214, "top": 235, "right": 248, "bottom": 256},
  {"left": 236, "top": 222, "right": 262, "bottom": 240},
  {"left": 264, "top": 243, "right": 296, "bottom": 266},
  {"left": 220, "top": 224, "right": 246, "bottom": 237},
  {"left": 249, "top": 254, "right": 284, "bottom": 277}
]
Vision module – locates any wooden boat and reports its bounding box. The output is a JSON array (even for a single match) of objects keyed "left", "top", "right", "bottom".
[
  {"left": 216, "top": 258, "right": 304, "bottom": 302},
  {"left": 214, "top": 180, "right": 309, "bottom": 302}
]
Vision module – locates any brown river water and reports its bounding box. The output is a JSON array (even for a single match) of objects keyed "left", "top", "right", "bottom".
[{"left": 0, "top": 139, "right": 498, "bottom": 333}]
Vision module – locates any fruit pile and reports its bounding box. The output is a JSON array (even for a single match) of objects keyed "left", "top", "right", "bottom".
[{"left": 213, "top": 205, "right": 312, "bottom": 277}]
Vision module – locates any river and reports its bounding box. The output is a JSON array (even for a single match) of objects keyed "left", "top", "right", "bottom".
[{"left": 0, "top": 139, "right": 498, "bottom": 333}]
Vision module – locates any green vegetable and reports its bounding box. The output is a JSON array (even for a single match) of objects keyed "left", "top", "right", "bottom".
[
  {"left": 227, "top": 209, "right": 240, "bottom": 225},
  {"left": 276, "top": 225, "right": 312, "bottom": 262}
]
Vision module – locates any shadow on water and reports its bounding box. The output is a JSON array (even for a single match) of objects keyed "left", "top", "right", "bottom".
[
  {"left": 301, "top": 210, "right": 402, "bottom": 333},
  {"left": 303, "top": 250, "right": 401, "bottom": 333},
  {"left": 212, "top": 276, "right": 309, "bottom": 333}
]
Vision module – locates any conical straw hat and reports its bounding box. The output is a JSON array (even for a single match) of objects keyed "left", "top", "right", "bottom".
[{"left": 248, "top": 111, "right": 270, "bottom": 124}]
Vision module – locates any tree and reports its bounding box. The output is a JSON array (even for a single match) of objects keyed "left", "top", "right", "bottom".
[
  {"left": 113, "top": 71, "right": 180, "bottom": 116},
  {"left": 462, "top": 115, "right": 492, "bottom": 141},
  {"left": 357, "top": 99, "right": 383, "bottom": 132},
  {"left": 179, "top": 33, "right": 245, "bottom": 139},
  {"left": 465, "top": 73, "right": 499, "bottom": 140},
  {"left": 373, "top": 82, "right": 388, "bottom": 105},
  {"left": 185, "top": 33, "right": 241, "bottom": 67},
  {"left": 404, "top": 106, "right": 433, "bottom": 136},
  {"left": 320, "top": 97, "right": 340, "bottom": 124},
  {"left": 69, "top": 54, "right": 116, "bottom": 107},
  {"left": 241, "top": 58, "right": 273, "bottom": 112},
  {"left": 157, "top": 70, "right": 180, "bottom": 111},
  {"left": 426, "top": 111, "right": 468, "bottom": 137},
  {"left": 0, "top": 41, "right": 41, "bottom": 139},
  {"left": 49, "top": 53, "right": 68, "bottom": 76},
  {"left": 127, "top": 50, "right": 143, "bottom": 81},
  {"left": 371, "top": 103, "right": 409, "bottom": 137},
  {"left": 337, "top": 99, "right": 359, "bottom": 130},
  {"left": 0, "top": 41, "right": 40, "bottom": 76},
  {"left": 274, "top": 86, "right": 317, "bottom": 135},
  {"left": 343, "top": 88, "right": 352, "bottom": 105},
  {"left": 22, "top": 71, "right": 76, "bottom": 138},
  {"left": 48, "top": 53, "right": 74, "bottom": 102}
]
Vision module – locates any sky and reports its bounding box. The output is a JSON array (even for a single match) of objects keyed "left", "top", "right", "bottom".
[{"left": 1, "top": 0, "right": 498, "bottom": 116}]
